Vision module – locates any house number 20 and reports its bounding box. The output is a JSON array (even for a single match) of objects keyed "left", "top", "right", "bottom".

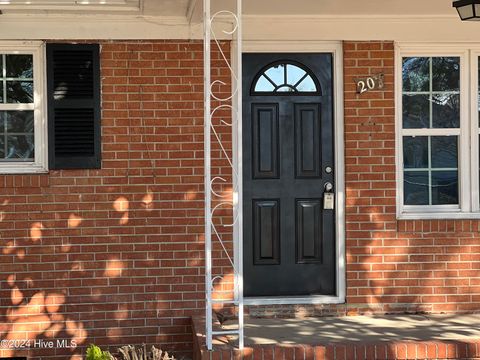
[{"left": 356, "top": 73, "right": 384, "bottom": 94}]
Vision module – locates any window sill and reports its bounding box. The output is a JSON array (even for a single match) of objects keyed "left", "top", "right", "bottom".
[
  {"left": 397, "top": 212, "right": 480, "bottom": 220},
  {"left": 0, "top": 165, "right": 48, "bottom": 175}
]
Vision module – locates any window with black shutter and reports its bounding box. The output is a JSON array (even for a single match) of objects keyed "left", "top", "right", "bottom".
[{"left": 46, "top": 43, "right": 101, "bottom": 170}]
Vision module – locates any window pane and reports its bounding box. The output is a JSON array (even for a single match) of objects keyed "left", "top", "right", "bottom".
[
  {"left": 431, "top": 136, "right": 458, "bottom": 168},
  {"left": 0, "top": 110, "right": 35, "bottom": 161},
  {"left": 432, "top": 93, "right": 460, "bottom": 128},
  {"left": 6, "top": 135, "right": 34, "bottom": 160},
  {"left": 404, "top": 171, "right": 429, "bottom": 205},
  {"left": 432, "top": 57, "right": 459, "bottom": 92},
  {"left": 296, "top": 76, "right": 316, "bottom": 92},
  {"left": 431, "top": 171, "right": 458, "bottom": 205},
  {"left": 276, "top": 85, "right": 296, "bottom": 93},
  {"left": 254, "top": 75, "right": 275, "bottom": 92},
  {"left": 265, "top": 64, "right": 285, "bottom": 86},
  {"left": 6, "top": 55, "right": 33, "bottom": 79},
  {"left": 6, "top": 111, "right": 34, "bottom": 133},
  {"left": 6, "top": 81, "right": 33, "bottom": 103},
  {"left": 402, "top": 57, "right": 429, "bottom": 92},
  {"left": 403, "top": 135, "right": 459, "bottom": 206},
  {"left": 403, "top": 136, "right": 428, "bottom": 169},
  {"left": 0, "top": 81, "right": 3, "bottom": 103},
  {"left": 286, "top": 64, "right": 306, "bottom": 85},
  {"left": 403, "top": 94, "right": 429, "bottom": 128}
]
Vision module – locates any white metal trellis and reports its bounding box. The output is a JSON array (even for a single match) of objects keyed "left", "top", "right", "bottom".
[{"left": 204, "top": 0, "right": 243, "bottom": 351}]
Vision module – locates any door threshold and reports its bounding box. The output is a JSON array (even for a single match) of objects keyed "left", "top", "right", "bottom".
[{"left": 244, "top": 295, "right": 345, "bottom": 305}]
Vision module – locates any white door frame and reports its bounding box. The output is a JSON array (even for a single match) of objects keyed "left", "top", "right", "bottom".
[{"left": 234, "top": 40, "right": 346, "bottom": 305}]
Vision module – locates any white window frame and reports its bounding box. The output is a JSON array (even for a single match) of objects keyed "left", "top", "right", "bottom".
[
  {"left": 396, "top": 43, "right": 480, "bottom": 219},
  {"left": 0, "top": 41, "right": 47, "bottom": 174},
  {"left": 0, "top": 0, "right": 140, "bottom": 11},
  {"left": 470, "top": 49, "right": 480, "bottom": 214}
]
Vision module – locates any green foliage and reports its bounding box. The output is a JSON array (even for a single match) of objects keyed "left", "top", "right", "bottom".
[{"left": 86, "top": 344, "right": 113, "bottom": 360}]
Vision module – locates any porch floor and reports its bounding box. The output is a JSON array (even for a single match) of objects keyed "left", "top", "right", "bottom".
[
  {"left": 223, "top": 314, "right": 480, "bottom": 345},
  {"left": 192, "top": 314, "right": 480, "bottom": 359}
]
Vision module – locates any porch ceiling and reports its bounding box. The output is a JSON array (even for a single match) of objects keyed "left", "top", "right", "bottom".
[
  {"left": 0, "top": 0, "right": 469, "bottom": 41},
  {"left": 0, "top": 0, "right": 458, "bottom": 18},
  {"left": 147, "top": 0, "right": 458, "bottom": 18},
  {"left": 217, "top": 0, "right": 456, "bottom": 17}
]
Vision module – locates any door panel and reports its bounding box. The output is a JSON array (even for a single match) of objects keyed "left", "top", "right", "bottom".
[
  {"left": 252, "top": 104, "right": 279, "bottom": 179},
  {"left": 253, "top": 199, "right": 280, "bottom": 265},
  {"left": 296, "top": 199, "right": 323, "bottom": 264},
  {"left": 243, "top": 53, "right": 335, "bottom": 297},
  {"left": 295, "top": 103, "right": 321, "bottom": 178}
]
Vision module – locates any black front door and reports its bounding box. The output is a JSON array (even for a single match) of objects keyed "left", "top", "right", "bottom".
[{"left": 243, "top": 53, "right": 336, "bottom": 297}]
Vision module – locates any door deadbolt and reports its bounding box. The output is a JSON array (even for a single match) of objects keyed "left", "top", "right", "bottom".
[{"left": 325, "top": 166, "right": 333, "bottom": 174}]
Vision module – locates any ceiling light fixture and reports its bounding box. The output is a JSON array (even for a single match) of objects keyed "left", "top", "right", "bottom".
[{"left": 453, "top": 0, "right": 480, "bottom": 20}]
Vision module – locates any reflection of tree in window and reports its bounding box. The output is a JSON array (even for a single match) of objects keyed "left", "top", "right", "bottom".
[
  {"left": 432, "top": 136, "right": 458, "bottom": 168},
  {"left": 6, "top": 81, "right": 33, "bottom": 103},
  {"left": 432, "top": 57, "right": 460, "bottom": 91},
  {"left": 432, "top": 93, "right": 460, "bottom": 128},
  {"left": 1, "top": 111, "right": 34, "bottom": 161},
  {"left": 2, "top": 55, "right": 34, "bottom": 104},
  {"left": 402, "top": 57, "right": 429, "bottom": 92},
  {"left": 6, "top": 55, "right": 33, "bottom": 78},
  {"left": 7, "top": 135, "right": 34, "bottom": 159},
  {"left": 402, "top": 94, "right": 429, "bottom": 128}
]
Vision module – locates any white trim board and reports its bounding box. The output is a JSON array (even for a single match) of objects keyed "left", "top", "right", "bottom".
[
  {"left": 0, "top": 1, "right": 140, "bottom": 12},
  {"left": 238, "top": 41, "right": 345, "bottom": 306},
  {"left": 1, "top": 14, "right": 480, "bottom": 41}
]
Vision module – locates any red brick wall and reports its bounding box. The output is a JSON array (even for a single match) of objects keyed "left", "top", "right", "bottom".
[
  {"left": 3, "top": 39, "right": 480, "bottom": 359},
  {"left": 344, "top": 41, "right": 480, "bottom": 314},
  {"left": 0, "top": 40, "right": 231, "bottom": 360},
  {"left": 343, "top": 41, "right": 405, "bottom": 312}
]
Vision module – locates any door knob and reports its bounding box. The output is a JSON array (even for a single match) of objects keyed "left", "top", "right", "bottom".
[{"left": 324, "top": 182, "right": 333, "bottom": 192}]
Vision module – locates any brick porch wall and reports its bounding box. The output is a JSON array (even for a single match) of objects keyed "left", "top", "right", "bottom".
[
  {"left": 344, "top": 41, "right": 480, "bottom": 315},
  {"left": 0, "top": 40, "right": 231, "bottom": 360}
]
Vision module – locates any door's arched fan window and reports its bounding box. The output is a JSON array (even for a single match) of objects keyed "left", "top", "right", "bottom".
[{"left": 252, "top": 61, "right": 321, "bottom": 95}]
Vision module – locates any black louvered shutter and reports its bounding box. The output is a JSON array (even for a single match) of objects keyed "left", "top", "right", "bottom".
[{"left": 47, "top": 44, "right": 101, "bottom": 169}]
